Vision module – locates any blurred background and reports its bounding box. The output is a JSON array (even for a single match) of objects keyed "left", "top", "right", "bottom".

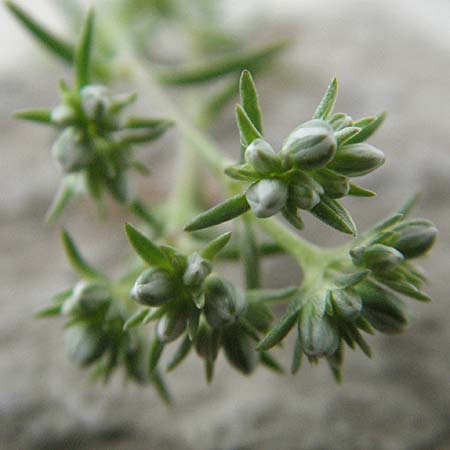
[{"left": 1, "top": 0, "right": 449, "bottom": 449}]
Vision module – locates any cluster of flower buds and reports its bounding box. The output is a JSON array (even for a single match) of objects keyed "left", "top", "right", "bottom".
[
  {"left": 14, "top": 9, "right": 173, "bottom": 221},
  {"left": 256, "top": 206, "right": 437, "bottom": 381},
  {"left": 125, "top": 224, "right": 288, "bottom": 380},
  {"left": 185, "top": 74, "right": 386, "bottom": 235}
]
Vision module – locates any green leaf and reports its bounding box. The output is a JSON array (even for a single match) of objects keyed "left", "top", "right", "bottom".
[
  {"left": 310, "top": 196, "right": 357, "bottom": 235},
  {"left": 246, "top": 287, "right": 298, "bottom": 304},
  {"left": 5, "top": 1, "right": 74, "bottom": 63},
  {"left": 125, "top": 223, "right": 172, "bottom": 269},
  {"left": 157, "top": 40, "right": 288, "bottom": 85},
  {"left": 260, "top": 351, "right": 284, "bottom": 373},
  {"left": 369, "top": 213, "right": 404, "bottom": 234},
  {"left": 257, "top": 306, "right": 300, "bottom": 351},
  {"left": 313, "top": 78, "right": 338, "bottom": 120},
  {"left": 201, "top": 232, "right": 232, "bottom": 260},
  {"left": 45, "top": 175, "right": 79, "bottom": 224},
  {"left": 240, "top": 220, "right": 260, "bottom": 289},
  {"left": 123, "top": 308, "right": 149, "bottom": 330},
  {"left": 74, "top": 8, "right": 95, "bottom": 89},
  {"left": 335, "top": 127, "right": 361, "bottom": 146},
  {"left": 61, "top": 229, "right": 102, "bottom": 279},
  {"left": 291, "top": 333, "right": 303, "bottom": 374},
  {"left": 348, "top": 183, "right": 376, "bottom": 197},
  {"left": 397, "top": 193, "right": 419, "bottom": 217},
  {"left": 143, "top": 307, "right": 166, "bottom": 324},
  {"left": 130, "top": 200, "right": 163, "bottom": 234},
  {"left": 346, "top": 111, "right": 387, "bottom": 144},
  {"left": 334, "top": 270, "right": 370, "bottom": 288},
  {"left": 14, "top": 109, "right": 52, "bottom": 124},
  {"left": 124, "top": 117, "right": 174, "bottom": 130},
  {"left": 235, "top": 104, "right": 263, "bottom": 146},
  {"left": 148, "top": 337, "right": 165, "bottom": 373},
  {"left": 166, "top": 334, "right": 192, "bottom": 372},
  {"left": 150, "top": 369, "right": 172, "bottom": 405},
  {"left": 347, "top": 325, "right": 372, "bottom": 358},
  {"left": 184, "top": 192, "right": 250, "bottom": 231},
  {"left": 35, "top": 303, "right": 62, "bottom": 318},
  {"left": 239, "top": 70, "right": 263, "bottom": 134}
]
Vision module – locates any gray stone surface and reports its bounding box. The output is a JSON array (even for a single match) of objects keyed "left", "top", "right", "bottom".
[{"left": 1, "top": 1, "right": 449, "bottom": 449}]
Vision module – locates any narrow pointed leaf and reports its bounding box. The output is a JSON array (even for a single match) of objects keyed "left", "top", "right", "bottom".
[
  {"left": 143, "top": 307, "right": 166, "bottom": 324},
  {"left": 35, "top": 303, "right": 62, "bottom": 318},
  {"left": 184, "top": 192, "right": 250, "bottom": 231},
  {"left": 397, "top": 193, "right": 419, "bottom": 217},
  {"left": 260, "top": 352, "right": 284, "bottom": 373},
  {"left": 157, "top": 40, "right": 288, "bottom": 85},
  {"left": 61, "top": 229, "right": 102, "bottom": 279},
  {"left": 148, "top": 338, "right": 165, "bottom": 373},
  {"left": 6, "top": 1, "right": 74, "bottom": 63},
  {"left": 246, "top": 287, "right": 298, "bottom": 304},
  {"left": 166, "top": 334, "right": 192, "bottom": 371},
  {"left": 310, "top": 196, "right": 357, "bottom": 235},
  {"left": 150, "top": 369, "right": 172, "bottom": 405},
  {"left": 125, "top": 117, "right": 174, "bottom": 130},
  {"left": 348, "top": 183, "right": 376, "bottom": 197},
  {"left": 291, "top": 333, "right": 303, "bottom": 374},
  {"left": 334, "top": 270, "right": 370, "bottom": 288},
  {"left": 346, "top": 111, "right": 387, "bottom": 144},
  {"left": 313, "top": 78, "right": 338, "bottom": 120},
  {"left": 45, "top": 175, "right": 79, "bottom": 224},
  {"left": 335, "top": 127, "right": 361, "bottom": 146},
  {"left": 75, "top": 9, "right": 95, "bottom": 89},
  {"left": 201, "top": 232, "right": 232, "bottom": 260},
  {"left": 236, "top": 104, "right": 263, "bottom": 146},
  {"left": 14, "top": 109, "right": 52, "bottom": 124},
  {"left": 369, "top": 213, "right": 404, "bottom": 234},
  {"left": 239, "top": 70, "right": 263, "bottom": 133},
  {"left": 257, "top": 307, "right": 299, "bottom": 351},
  {"left": 125, "top": 223, "right": 171, "bottom": 269},
  {"left": 241, "top": 220, "right": 260, "bottom": 289},
  {"left": 348, "top": 325, "right": 372, "bottom": 358},
  {"left": 123, "top": 308, "right": 149, "bottom": 330}
]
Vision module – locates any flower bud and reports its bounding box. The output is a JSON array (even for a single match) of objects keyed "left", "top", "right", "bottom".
[
  {"left": 328, "top": 143, "right": 385, "bottom": 177},
  {"left": 244, "top": 138, "right": 281, "bottom": 174},
  {"left": 204, "top": 274, "right": 247, "bottom": 328},
  {"left": 195, "top": 323, "right": 221, "bottom": 362},
  {"left": 390, "top": 219, "right": 438, "bottom": 259},
  {"left": 329, "top": 113, "right": 353, "bottom": 131},
  {"left": 331, "top": 288, "right": 362, "bottom": 320},
  {"left": 130, "top": 268, "right": 176, "bottom": 307},
  {"left": 288, "top": 183, "right": 320, "bottom": 210},
  {"left": 350, "top": 244, "right": 404, "bottom": 273},
  {"left": 51, "top": 127, "right": 92, "bottom": 173},
  {"left": 223, "top": 325, "right": 257, "bottom": 374},
  {"left": 183, "top": 252, "right": 212, "bottom": 288},
  {"left": 246, "top": 179, "right": 288, "bottom": 218},
  {"left": 62, "top": 281, "right": 110, "bottom": 316},
  {"left": 281, "top": 119, "right": 337, "bottom": 170},
  {"left": 313, "top": 169, "right": 349, "bottom": 198},
  {"left": 80, "top": 85, "right": 111, "bottom": 120},
  {"left": 65, "top": 323, "right": 106, "bottom": 367},
  {"left": 51, "top": 104, "right": 76, "bottom": 126},
  {"left": 300, "top": 303, "right": 339, "bottom": 357},
  {"left": 156, "top": 311, "right": 187, "bottom": 343}
]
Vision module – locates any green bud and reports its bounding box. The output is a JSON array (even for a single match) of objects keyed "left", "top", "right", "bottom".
[
  {"left": 288, "top": 183, "right": 320, "bottom": 210},
  {"left": 62, "top": 280, "right": 110, "bottom": 316},
  {"left": 195, "top": 323, "right": 221, "bottom": 362},
  {"left": 65, "top": 323, "right": 106, "bottom": 367},
  {"left": 313, "top": 169, "right": 349, "bottom": 199},
  {"left": 223, "top": 325, "right": 258, "bottom": 374},
  {"left": 329, "top": 113, "right": 353, "bottom": 131},
  {"left": 51, "top": 104, "right": 76, "bottom": 126},
  {"left": 328, "top": 143, "right": 385, "bottom": 177},
  {"left": 351, "top": 244, "right": 404, "bottom": 273},
  {"left": 331, "top": 288, "right": 362, "bottom": 320},
  {"left": 80, "top": 84, "right": 111, "bottom": 120},
  {"left": 246, "top": 179, "right": 288, "bottom": 218},
  {"left": 51, "top": 127, "right": 92, "bottom": 173},
  {"left": 156, "top": 311, "right": 187, "bottom": 343},
  {"left": 183, "top": 252, "right": 212, "bottom": 288},
  {"left": 130, "top": 268, "right": 176, "bottom": 307},
  {"left": 300, "top": 303, "right": 339, "bottom": 357},
  {"left": 204, "top": 274, "right": 247, "bottom": 328},
  {"left": 244, "top": 138, "right": 281, "bottom": 174},
  {"left": 390, "top": 219, "right": 438, "bottom": 259},
  {"left": 281, "top": 119, "right": 337, "bottom": 170}
]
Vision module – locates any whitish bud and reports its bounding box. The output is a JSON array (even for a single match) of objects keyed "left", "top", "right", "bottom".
[
  {"left": 390, "top": 219, "right": 438, "bottom": 259},
  {"left": 51, "top": 127, "right": 92, "bottom": 173},
  {"left": 329, "top": 113, "right": 353, "bottom": 131},
  {"left": 156, "top": 311, "right": 187, "bottom": 343},
  {"left": 51, "top": 104, "right": 76, "bottom": 126},
  {"left": 80, "top": 85, "right": 111, "bottom": 120},
  {"left": 244, "top": 138, "right": 281, "bottom": 174},
  {"left": 246, "top": 179, "right": 288, "bottom": 218},
  {"left": 62, "top": 281, "right": 110, "bottom": 316},
  {"left": 351, "top": 244, "right": 404, "bottom": 273},
  {"left": 130, "top": 268, "right": 175, "bottom": 307},
  {"left": 328, "top": 143, "right": 385, "bottom": 177},
  {"left": 288, "top": 183, "right": 320, "bottom": 210},
  {"left": 204, "top": 274, "right": 247, "bottom": 328},
  {"left": 65, "top": 324, "right": 106, "bottom": 367},
  {"left": 300, "top": 303, "right": 339, "bottom": 357},
  {"left": 281, "top": 119, "right": 337, "bottom": 170},
  {"left": 183, "top": 252, "right": 212, "bottom": 288}
]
